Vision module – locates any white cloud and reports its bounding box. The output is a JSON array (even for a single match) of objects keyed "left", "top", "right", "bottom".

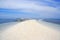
[{"left": 0, "top": 0, "right": 60, "bottom": 18}]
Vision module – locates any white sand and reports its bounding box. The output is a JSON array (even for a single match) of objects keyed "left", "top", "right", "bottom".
[{"left": 1, "top": 20, "right": 60, "bottom": 40}]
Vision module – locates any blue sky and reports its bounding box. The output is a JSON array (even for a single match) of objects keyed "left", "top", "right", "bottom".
[{"left": 0, "top": 0, "right": 60, "bottom": 19}]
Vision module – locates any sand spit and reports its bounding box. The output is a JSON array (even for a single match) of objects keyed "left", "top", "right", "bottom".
[{"left": 1, "top": 20, "right": 60, "bottom": 40}]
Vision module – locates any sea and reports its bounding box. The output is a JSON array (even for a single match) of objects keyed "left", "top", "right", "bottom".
[
  {"left": 0, "top": 18, "right": 17, "bottom": 24},
  {"left": 42, "top": 19, "right": 60, "bottom": 25},
  {"left": 0, "top": 18, "right": 60, "bottom": 24}
]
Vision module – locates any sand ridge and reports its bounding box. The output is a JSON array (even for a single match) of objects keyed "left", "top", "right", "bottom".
[{"left": 1, "top": 20, "right": 60, "bottom": 40}]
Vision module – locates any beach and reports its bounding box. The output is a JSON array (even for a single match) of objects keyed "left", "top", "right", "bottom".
[{"left": 1, "top": 20, "right": 60, "bottom": 40}]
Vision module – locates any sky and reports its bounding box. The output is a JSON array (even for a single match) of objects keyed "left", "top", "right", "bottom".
[{"left": 0, "top": 0, "right": 60, "bottom": 19}]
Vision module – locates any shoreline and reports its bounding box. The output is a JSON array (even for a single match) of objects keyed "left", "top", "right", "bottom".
[{"left": 1, "top": 20, "right": 60, "bottom": 40}]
